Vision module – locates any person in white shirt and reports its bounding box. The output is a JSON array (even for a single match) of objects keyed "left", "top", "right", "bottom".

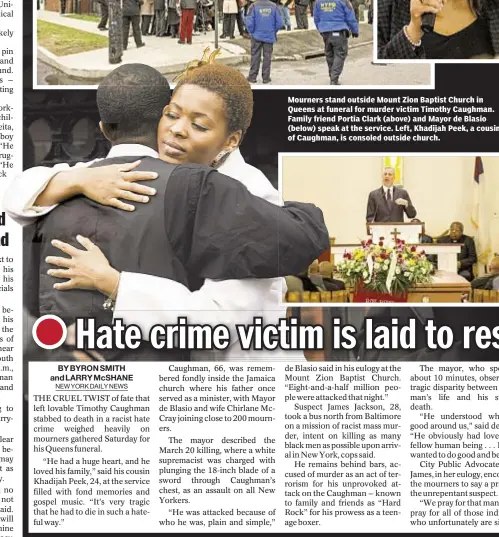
[{"left": 7, "top": 64, "right": 308, "bottom": 361}]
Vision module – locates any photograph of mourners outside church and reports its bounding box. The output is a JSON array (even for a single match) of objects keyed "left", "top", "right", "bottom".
[{"left": 36, "top": 0, "right": 431, "bottom": 86}]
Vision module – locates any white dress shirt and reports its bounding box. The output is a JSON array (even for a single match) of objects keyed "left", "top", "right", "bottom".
[
  {"left": 4, "top": 145, "right": 304, "bottom": 360},
  {"left": 382, "top": 185, "right": 393, "bottom": 200},
  {"left": 3, "top": 144, "right": 159, "bottom": 224}
]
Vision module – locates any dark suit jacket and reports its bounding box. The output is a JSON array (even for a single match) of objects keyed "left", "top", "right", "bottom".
[
  {"left": 366, "top": 186, "right": 416, "bottom": 223},
  {"left": 377, "top": 0, "right": 499, "bottom": 59},
  {"left": 123, "top": 0, "right": 142, "bottom": 16},
  {"left": 437, "top": 234, "right": 477, "bottom": 271},
  {"left": 30, "top": 156, "right": 188, "bottom": 361}
]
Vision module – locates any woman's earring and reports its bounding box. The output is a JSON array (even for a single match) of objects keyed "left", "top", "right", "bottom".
[{"left": 212, "top": 149, "right": 230, "bottom": 168}]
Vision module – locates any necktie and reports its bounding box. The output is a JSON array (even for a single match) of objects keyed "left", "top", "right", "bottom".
[{"left": 386, "top": 189, "right": 391, "bottom": 202}]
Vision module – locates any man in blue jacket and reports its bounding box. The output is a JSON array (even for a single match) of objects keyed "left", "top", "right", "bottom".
[
  {"left": 313, "top": 0, "right": 358, "bottom": 84},
  {"left": 246, "top": 0, "right": 283, "bottom": 84}
]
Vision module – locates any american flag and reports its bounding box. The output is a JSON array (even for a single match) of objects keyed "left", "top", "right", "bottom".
[{"left": 471, "top": 157, "right": 492, "bottom": 269}]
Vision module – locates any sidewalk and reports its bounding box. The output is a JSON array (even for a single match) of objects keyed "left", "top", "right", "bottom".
[{"left": 37, "top": 10, "right": 372, "bottom": 83}]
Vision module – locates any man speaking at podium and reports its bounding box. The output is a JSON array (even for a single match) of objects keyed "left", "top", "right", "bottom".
[{"left": 366, "top": 166, "right": 417, "bottom": 223}]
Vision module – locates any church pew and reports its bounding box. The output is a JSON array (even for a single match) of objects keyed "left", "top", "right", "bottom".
[
  {"left": 285, "top": 291, "right": 349, "bottom": 303},
  {"left": 472, "top": 289, "right": 499, "bottom": 303},
  {"left": 473, "top": 289, "right": 485, "bottom": 302},
  {"left": 484, "top": 290, "right": 499, "bottom": 302}
]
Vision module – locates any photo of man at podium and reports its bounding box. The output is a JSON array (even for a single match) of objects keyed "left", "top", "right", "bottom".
[
  {"left": 366, "top": 166, "right": 417, "bottom": 223},
  {"left": 281, "top": 155, "right": 499, "bottom": 305}
]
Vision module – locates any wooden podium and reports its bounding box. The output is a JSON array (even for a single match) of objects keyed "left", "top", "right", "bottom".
[{"left": 367, "top": 222, "right": 422, "bottom": 243}]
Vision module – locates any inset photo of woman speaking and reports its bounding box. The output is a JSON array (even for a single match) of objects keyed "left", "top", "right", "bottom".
[{"left": 377, "top": 0, "right": 499, "bottom": 60}]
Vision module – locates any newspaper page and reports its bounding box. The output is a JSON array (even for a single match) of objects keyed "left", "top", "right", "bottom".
[{"left": 1, "top": 0, "right": 499, "bottom": 534}]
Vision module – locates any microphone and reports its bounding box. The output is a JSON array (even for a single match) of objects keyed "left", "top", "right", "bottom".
[{"left": 421, "top": 13, "right": 436, "bottom": 33}]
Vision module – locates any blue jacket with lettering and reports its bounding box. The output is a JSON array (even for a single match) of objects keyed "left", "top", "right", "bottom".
[
  {"left": 246, "top": 0, "right": 283, "bottom": 44},
  {"left": 313, "top": 0, "right": 359, "bottom": 35}
]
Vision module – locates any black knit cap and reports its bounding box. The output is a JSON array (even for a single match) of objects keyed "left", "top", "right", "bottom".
[{"left": 97, "top": 63, "right": 171, "bottom": 124}]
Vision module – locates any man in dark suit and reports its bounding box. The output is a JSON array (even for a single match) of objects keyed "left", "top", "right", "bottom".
[
  {"left": 123, "top": 0, "right": 145, "bottom": 49},
  {"left": 437, "top": 222, "right": 477, "bottom": 282},
  {"left": 97, "top": 0, "right": 109, "bottom": 31},
  {"left": 25, "top": 64, "right": 329, "bottom": 361},
  {"left": 366, "top": 166, "right": 417, "bottom": 222}
]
